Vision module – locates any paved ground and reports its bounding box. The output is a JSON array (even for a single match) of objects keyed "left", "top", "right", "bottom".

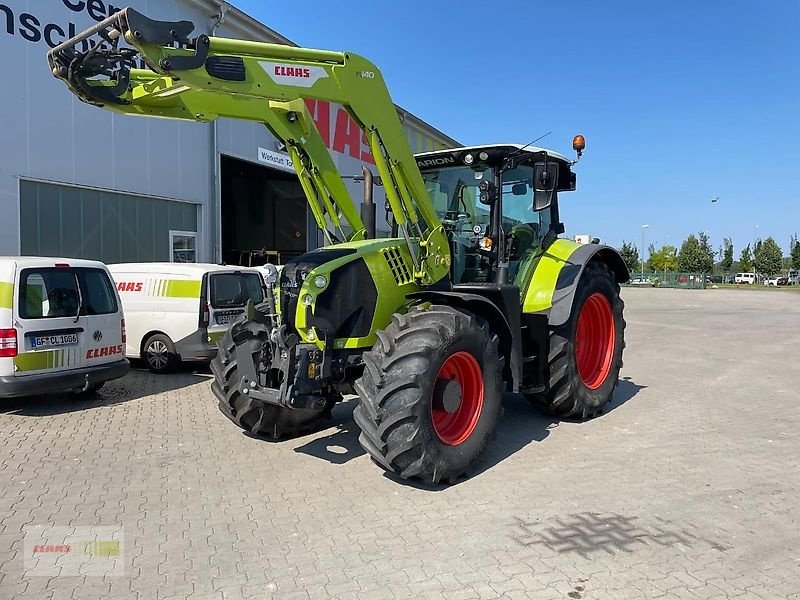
[{"left": 1, "top": 287, "right": 799, "bottom": 599}]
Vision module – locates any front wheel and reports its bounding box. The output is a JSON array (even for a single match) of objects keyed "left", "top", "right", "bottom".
[
  {"left": 527, "top": 261, "right": 626, "bottom": 419},
  {"left": 353, "top": 305, "right": 503, "bottom": 484}
]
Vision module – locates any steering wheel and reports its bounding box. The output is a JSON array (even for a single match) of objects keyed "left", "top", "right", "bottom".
[{"left": 506, "top": 223, "right": 540, "bottom": 260}]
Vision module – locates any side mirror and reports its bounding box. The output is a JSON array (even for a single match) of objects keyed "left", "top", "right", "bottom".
[{"left": 533, "top": 161, "right": 559, "bottom": 211}]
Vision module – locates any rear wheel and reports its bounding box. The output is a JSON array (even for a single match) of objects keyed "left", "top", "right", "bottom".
[
  {"left": 353, "top": 305, "right": 503, "bottom": 484},
  {"left": 211, "top": 318, "right": 333, "bottom": 438},
  {"left": 527, "top": 261, "right": 625, "bottom": 419},
  {"left": 143, "top": 333, "right": 179, "bottom": 374}
]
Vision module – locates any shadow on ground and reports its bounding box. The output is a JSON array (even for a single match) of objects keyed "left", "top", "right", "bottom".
[
  {"left": 290, "top": 377, "right": 647, "bottom": 489},
  {"left": 293, "top": 400, "right": 365, "bottom": 464},
  {"left": 382, "top": 376, "right": 647, "bottom": 490},
  {"left": 0, "top": 363, "right": 211, "bottom": 417}
]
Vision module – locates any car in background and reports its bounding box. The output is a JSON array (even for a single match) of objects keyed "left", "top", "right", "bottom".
[
  {"left": 764, "top": 277, "right": 788, "bottom": 286},
  {"left": 629, "top": 277, "right": 653, "bottom": 286},
  {"left": 108, "top": 263, "right": 265, "bottom": 373},
  {"left": 706, "top": 275, "right": 724, "bottom": 284},
  {"left": 735, "top": 273, "right": 757, "bottom": 285}
]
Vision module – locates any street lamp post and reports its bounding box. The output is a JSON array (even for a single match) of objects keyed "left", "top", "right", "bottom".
[
  {"left": 753, "top": 224, "right": 759, "bottom": 282},
  {"left": 641, "top": 224, "right": 650, "bottom": 277}
]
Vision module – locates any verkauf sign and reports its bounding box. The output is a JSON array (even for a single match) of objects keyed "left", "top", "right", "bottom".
[{"left": 257, "top": 148, "right": 294, "bottom": 172}]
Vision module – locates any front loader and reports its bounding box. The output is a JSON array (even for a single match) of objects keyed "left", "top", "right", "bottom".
[{"left": 49, "top": 8, "right": 629, "bottom": 484}]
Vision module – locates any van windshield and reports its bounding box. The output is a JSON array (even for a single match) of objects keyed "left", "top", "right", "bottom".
[{"left": 210, "top": 273, "right": 264, "bottom": 309}]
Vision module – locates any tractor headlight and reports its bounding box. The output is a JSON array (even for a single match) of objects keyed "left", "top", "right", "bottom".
[
  {"left": 463, "top": 153, "right": 474, "bottom": 165},
  {"left": 478, "top": 151, "right": 489, "bottom": 161},
  {"left": 303, "top": 294, "right": 313, "bottom": 306},
  {"left": 314, "top": 275, "right": 327, "bottom": 289}
]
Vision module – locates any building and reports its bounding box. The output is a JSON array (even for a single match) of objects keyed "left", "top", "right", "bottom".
[
  {"left": 0, "top": 0, "right": 458, "bottom": 265},
  {"left": 575, "top": 235, "right": 604, "bottom": 246}
]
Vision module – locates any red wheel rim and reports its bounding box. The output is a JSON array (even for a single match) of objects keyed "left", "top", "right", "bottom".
[
  {"left": 575, "top": 293, "right": 616, "bottom": 390},
  {"left": 431, "top": 351, "right": 484, "bottom": 446}
]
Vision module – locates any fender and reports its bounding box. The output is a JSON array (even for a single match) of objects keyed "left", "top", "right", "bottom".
[
  {"left": 408, "top": 287, "right": 523, "bottom": 393},
  {"left": 547, "top": 244, "right": 629, "bottom": 327}
]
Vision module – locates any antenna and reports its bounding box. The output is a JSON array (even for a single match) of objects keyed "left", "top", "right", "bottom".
[{"left": 507, "top": 131, "right": 552, "bottom": 159}]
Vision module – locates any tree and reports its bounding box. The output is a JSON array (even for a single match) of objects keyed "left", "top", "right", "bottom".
[
  {"left": 739, "top": 244, "right": 753, "bottom": 272},
  {"left": 754, "top": 237, "right": 783, "bottom": 277},
  {"left": 619, "top": 241, "right": 640, "bottom": 274},
  {"left": 648, "top": 245, "right": 678, "bottom": 272},
  {"left": 791, "top": 235, "right": 800, "bottom": 271},
  {"left": 678, "top": 233, "right": 714, "bottom": 273},
  {"left": 720, "top": 237, "right": 734, "bottom": 273}
]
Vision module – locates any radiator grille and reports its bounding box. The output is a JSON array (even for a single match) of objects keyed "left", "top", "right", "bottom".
[{"left": 382, "top": 247, "right": 413, "bottom": 286}]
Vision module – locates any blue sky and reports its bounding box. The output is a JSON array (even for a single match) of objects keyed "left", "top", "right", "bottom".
[{"left": 235, "top": 0, "right": 799, "bottom": 257}]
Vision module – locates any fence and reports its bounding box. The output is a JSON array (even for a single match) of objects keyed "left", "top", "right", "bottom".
[{"left": 626, "top": 272, "right": 707, "bottom": 290}]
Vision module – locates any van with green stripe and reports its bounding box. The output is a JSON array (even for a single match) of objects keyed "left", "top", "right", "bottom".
[
  {"left": 0, "top": 257, "right": 129, "bottom": 398},
  {"left": 108, "top": 263, "right": 265, "bottom": 373}
]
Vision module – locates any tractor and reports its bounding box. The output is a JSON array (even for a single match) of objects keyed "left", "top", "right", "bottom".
[{"left": 48, "top": 8, "right": 629, "bottom": 484}]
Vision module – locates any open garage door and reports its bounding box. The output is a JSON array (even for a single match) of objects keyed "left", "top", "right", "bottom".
[{"left": 221, "top": 156, "right": 308, "bottom": 267}]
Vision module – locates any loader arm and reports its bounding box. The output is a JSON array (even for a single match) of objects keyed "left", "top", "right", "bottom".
[{"left": 47, "top": 7, "right": 449, "bottom": 284}]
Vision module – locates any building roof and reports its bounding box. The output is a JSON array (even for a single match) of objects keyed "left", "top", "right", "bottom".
[{"left": 179, "top": 0, "right": 460, "bottom": 148}]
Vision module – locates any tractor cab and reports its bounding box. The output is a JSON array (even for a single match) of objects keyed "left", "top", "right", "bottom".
[{"left": 415, "top": 144, "right": 577, "bottom": 287}]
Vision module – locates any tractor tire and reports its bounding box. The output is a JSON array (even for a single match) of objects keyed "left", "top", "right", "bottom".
[
  {"left": 353, "top": 305, "right": 503, "bottom": 484},
  {"left": 210, "top": 318, "right": 332, "bottom": 438},
  {"left": 528, "top": 261, "right": 626, "bottom": 419}
]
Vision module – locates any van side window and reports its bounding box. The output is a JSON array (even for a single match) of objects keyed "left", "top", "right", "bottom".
[
  {"left": 76, "top": 269, "right": 118, "bottom": 315},
  {"left": 19, "top": 269, "right": 80, "bottom": 319}
]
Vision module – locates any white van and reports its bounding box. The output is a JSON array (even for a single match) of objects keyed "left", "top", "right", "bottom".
[
  {"left": 735, "top": 273, "right": 756, "bottom": 285},
  {"left": 108, "top": 263, "right": 265, "bottom": 373},
  {"left": 0, "top": 257, "right": 129, "bottom": 398}
]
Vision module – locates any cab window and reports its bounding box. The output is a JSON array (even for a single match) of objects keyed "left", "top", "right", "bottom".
[
  {"left": 210, "top": 273, "right": 264, "bottom": 309},
  {"left": 423, "top": 165, "right": 492, "bottom": 284},
  {"left": 502, "top": 164, "right": 552, "bottom": 286},
  {"left": 19, "top": 269, "right": 80, "bottom": 319}
]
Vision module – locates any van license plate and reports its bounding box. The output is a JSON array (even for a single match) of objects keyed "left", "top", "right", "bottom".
[
  {"left": 31, "top": 333, "right": 79, "bottom": 349},
  {"left": 215, "top": 313, "right": 241, "bottom": 325}
]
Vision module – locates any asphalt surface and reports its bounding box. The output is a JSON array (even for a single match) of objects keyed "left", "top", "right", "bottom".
[{"left": 0, "top": 287, "right": 798, "bottom": 599}]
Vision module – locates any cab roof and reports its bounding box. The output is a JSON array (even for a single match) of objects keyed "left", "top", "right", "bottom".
[{"left": 415, "top": 143, "right": 570, "bottom": 164}]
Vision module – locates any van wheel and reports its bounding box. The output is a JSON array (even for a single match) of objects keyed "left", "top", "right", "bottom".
[{"left": 143, "top": 334, "right": 179, "bottom": 374}]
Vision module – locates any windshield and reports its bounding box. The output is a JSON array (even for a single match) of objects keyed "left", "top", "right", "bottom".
[
  {"left": 422, "top": 165, "right": 493, "bottom": 283},
  {"left": 421, "top": 163, "right": 552, "bottom": 285}
]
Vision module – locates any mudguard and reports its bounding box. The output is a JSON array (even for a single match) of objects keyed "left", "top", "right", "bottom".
[
  {"left": 523, "top": 240, "right": 629, "bottom": 327},
  {"left": 408, "top": 287, "right": 523, "bottom": 392}
]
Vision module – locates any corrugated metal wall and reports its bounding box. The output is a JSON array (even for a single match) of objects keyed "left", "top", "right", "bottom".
[{"left": 19, "top": 180, "right": 198, "bottom": 263}]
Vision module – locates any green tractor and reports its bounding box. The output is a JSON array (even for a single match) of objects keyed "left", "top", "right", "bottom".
[{"left": 49, "top": 8, "right": 629, "bottom": 484}]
